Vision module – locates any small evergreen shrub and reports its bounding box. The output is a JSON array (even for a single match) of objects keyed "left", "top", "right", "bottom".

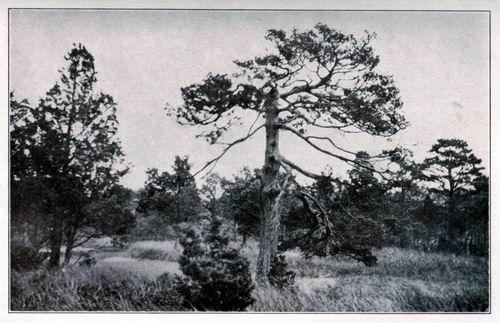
[
  {"left": 175, "top": 217, "right": 254, "bottom": 311},
  {"left": 269, "top": 254, "right": 296, "bottom": 289},
  {"left": 79, "top": 253, "right": 97, "bottom": 267}
]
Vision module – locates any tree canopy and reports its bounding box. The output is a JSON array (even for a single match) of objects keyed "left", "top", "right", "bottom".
[
  {"left": 169, "top": 23, "right": 407, "bottom": 177},
  {"left": 423, "top": 139, "right": 484, "bottom": 200}
]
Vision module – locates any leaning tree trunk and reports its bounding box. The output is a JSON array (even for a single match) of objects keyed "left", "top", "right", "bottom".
[
  {"left": 256, "top": 87, "right": 282, "bottom": 281},
  {"left": 63, "top": 225, "right": 77, "bottom": 266}
]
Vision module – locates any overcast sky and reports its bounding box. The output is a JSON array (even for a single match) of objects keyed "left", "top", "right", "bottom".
[{"left": 9, "top": 9, "right": 490, "bottom": 189}]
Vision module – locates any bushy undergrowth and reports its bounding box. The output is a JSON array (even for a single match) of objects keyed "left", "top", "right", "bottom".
[
  {"left": 79, "top": 253, "right": 97, "bottom": 267},
  {"left": 11, "top": 246, "right": 488, "bottom": 312}
]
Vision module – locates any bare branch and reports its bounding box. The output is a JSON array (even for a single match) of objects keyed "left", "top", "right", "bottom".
[
  {"left": 281, "top": 111, "right": 361, "bottom": 132},
  {"left": 247, "top": 111, "right": 263, "bottom": 136},
  {"left": 280, "top": 125, "right": 356, "bottom": 165},
  {"left": 280, "top": 157, "right": 325, "bottom": 181},
  {"left": 71, "top": 232, "right": 99, "bottom": 249},
  {"left": 307, "top": 135, "right": 357, "bottom": 156},
  {"left": 280, "top": 125, "right": 392, "bottom": 179},
  {"left": 193, "top": 124, "right": 265, "bottom": 177},
  {"left": 289, "top": 191, "right": 377, "bottom": 266}
]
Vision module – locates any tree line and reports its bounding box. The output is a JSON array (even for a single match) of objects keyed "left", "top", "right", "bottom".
[{"left": 135, "top": 142, "right": 487, "bottom": 261}]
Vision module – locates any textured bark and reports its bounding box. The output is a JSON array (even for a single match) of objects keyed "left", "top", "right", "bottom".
[
  {"left": 63, "top": 226, "right": 76, "bottom": 266},
  {"left": 48, "top": 212, "right": 63, "bottom": 269},
  {"left": 63, "top": 242, "right": 74, "bottom": 266},
  {"left": 256, "top": 88, "right": 282, "bottom": 281}
]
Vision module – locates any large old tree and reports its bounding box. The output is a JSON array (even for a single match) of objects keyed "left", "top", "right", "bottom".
[{"left": 168, "top": 24, "right": 407, "bottom": 280}]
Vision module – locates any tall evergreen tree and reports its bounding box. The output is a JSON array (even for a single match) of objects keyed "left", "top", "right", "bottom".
[
  {"left": 422, "top": 139, "right": 485, "bottom": 251},
  {"left": 11, "top": 44, "right": 126, "bottom": 268}
]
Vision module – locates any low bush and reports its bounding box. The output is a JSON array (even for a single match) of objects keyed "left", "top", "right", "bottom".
[
  {"left": 269, "top": 254, "right": 296, "bottom": 289},
  {"left": 175, "top": 217, "right": 254, "bottom": 311},
  {"left": 78, "top": 253, "right": 97, "bottom": 267},
  {"left": 11, "top": 242, "right": 48, "bottom": 272}
]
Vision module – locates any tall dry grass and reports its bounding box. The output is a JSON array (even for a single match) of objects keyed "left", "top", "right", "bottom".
[
  {"left": 128, "top": 240, "right": 182, "bottom": 262},
  {"left": 11, "top": 267, "right": 182, "bottom": 311},
  {"left": 93, "top": 239, "right": 183, "bottom": 279},
  {"left": 250, "top": 248, "right": 488, "bottom": 312},
  {"left": 11, "top": 244, "right": 489, "bottom": 312}
]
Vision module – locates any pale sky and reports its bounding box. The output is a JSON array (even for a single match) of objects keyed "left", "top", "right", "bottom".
[{"left": 9, "top": 9, "right": 490, "bottom": 189}]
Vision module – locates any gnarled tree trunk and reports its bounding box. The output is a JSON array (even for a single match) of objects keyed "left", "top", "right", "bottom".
[{"left": 256, "top": 87, "right": 282, "bottom": 281}]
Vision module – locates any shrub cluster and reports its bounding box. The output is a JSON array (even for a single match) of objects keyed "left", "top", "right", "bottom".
[{"left": 175, "top": 217, "right": 254, "bottom": 311}]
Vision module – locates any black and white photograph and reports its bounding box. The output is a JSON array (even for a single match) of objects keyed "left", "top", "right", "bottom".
[{"left": 4, "top": 1, "right": 496, "bottom": 319}]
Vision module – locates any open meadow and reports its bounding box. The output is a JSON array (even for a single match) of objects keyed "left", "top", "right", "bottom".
[
  {"left": 11, "top": 238, "right": 489, "bottom": 312},
  {"left": 9, "top": 9, "right": 491, "bottom": 316}
]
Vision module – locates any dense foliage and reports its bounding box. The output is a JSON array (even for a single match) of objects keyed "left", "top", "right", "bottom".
[
  {"left": 137, "top": 156, "right": 202, "bottom": 223},
  {"left": 10, "top": 45, "right": 130, "bottom": 268}
]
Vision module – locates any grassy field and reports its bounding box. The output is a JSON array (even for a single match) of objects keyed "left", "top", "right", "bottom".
[{"left": 11, "top": 239, "right": 489, "bottom": 312}]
